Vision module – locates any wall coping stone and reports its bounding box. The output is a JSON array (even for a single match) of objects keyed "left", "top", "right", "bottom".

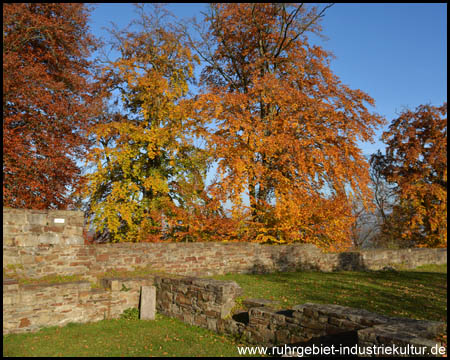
[{"left": 20, "top": 280, "right": 91, "bottom": 290}]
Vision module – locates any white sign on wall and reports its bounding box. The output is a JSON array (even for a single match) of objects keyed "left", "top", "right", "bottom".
[{"left": 54, "top": 218, "right": 65, "bottom": 224}]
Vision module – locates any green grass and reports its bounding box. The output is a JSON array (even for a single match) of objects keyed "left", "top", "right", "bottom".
[
  {"left": 212, "top": 264, "right": 447, "bottom": 323},
  {"left": 3, "top": 313, "right": 254, "bottom": 357},
  {"left": 16, "top": 274, "right": 84, "bottom": 285},
  {"left": 3, "top": 264, "right": 166, "bottom": 289},
  {"left": 91, "top": 265, "right": 168, "bottom": 288},
  {"left": 396, "top": 263, "right": 447, "bottom": 273},
  {"left": 3, "top": 264, "right": 446, "bottom": 357},
  {"left": 98, "top": 264, "right": 167, "bottom": 279}
]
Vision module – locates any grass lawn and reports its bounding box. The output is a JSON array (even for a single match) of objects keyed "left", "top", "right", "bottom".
[
  {"left": 212, "top": 264, "right": 447, "bottom": 323},
  {"left": 3, "top": 264, "right": 446, "bottom": 357},
  {"left": 3, "top": 313, "right": 252, "bottom": 357}
]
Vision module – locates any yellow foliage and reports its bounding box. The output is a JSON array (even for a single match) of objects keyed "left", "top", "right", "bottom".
[{"left": 82, "top": 5, "right": 205, "bottom": 243}]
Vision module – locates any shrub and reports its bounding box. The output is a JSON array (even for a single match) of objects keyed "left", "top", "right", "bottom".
[{"left": 120, "top": 307, "right": 139, "bottom": 321}]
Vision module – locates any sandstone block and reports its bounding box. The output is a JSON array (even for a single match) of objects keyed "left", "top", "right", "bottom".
[
  {"left": 207, "top": 317, "right": 218, "bottom": 331},
  {"left": 140, "top": 286, "right": 156, "bottom": 320},
  {"left": 27, "top": 213, "right": 48, "bottom": 226}
]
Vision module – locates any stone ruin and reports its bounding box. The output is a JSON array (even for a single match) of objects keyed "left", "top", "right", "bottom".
[{"left": 3, "top": 208, "right": 447, "bottom": 356}]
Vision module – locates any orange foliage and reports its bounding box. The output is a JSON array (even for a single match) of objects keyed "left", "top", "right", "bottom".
[
  {"left": 380, "top": 103, "right": 447, "bottom": 247},
  {"left": 9, "top": 4, "right": 393, "bottom": 250},
  {"left": 3, "top": 3, "right": 102, "bottom": 209},
  {"left": 191, "top": 4, "right": 384, "bottom": 248}
]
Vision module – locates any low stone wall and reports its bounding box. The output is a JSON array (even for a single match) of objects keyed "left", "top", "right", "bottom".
[
  {"left": 239, "top": 303, "right": 445, "bottom": 350},
  {"left": 3, "top": 274, "right": 445, "bottom": 355},
  {"left": 152, "top": 277, "right": 446, "bottom": 355},
  {"left": 3, "top": 208, "right": 84, "bottom": 246},
  {"left": 3, "top": 276, "right": 153, "bottom": 334},
  {"left": 3, "top": 208, "right": 446, "bottom": 276},
  {"left": 336, "top": 248, "right": 447, "bottom": 271},
  {"left": 154, "top": 275, "right": 242, "bottom": 332},
  {"left": 3, "top": 243, "right": 447, "bottom": 284}
]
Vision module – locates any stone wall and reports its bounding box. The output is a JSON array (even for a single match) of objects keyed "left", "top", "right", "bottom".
[
  {"left": 3, "top": 276, "right": 153, "bottom": 334},
  {"left": 3, "top": 209, "right": 446, "bottom": 352},
  {"left": 239, "top": 303, "right": 445, "bottom": 350},
  {"left": 3, "top": 243, "right": 447, "bottom": 284},
  {"left": 3, "top": 274, "right": 445, "bottom": 354},
  {"left": 154, "top": 275, "right": 242, "bottom": 332},
  {"left": 3, "top": 208, "right": 84, "bottom": 246},
  {"left": 149, "top": 276, "right": 445, "bottom": 352},
  {"left": 3, "top": 209, "right": 446, "bottom": 278}
]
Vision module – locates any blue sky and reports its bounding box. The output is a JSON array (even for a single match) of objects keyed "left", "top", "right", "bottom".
[{"left": 87, "top": 3, "right": 447, "bottom": 158}]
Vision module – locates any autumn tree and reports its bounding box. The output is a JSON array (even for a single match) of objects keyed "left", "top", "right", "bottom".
[
  {"left": 3, "top": 3, "right": 102, "bottom": 209},
  {"left": 83, "top": 4, "right": 209, "bottom": 242},
  {"left": 188, "top": 3, "right": 384, "bottom": 249},
  {"left": 373, "top": 103, "right": 447, "bottom": 248}
]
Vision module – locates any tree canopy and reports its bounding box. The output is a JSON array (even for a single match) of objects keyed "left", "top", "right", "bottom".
[
  {"left": 83, "top": 5, "right": 209, "bottom": 242},
  {"left": 3, "top": 3, "right": 102, "bottom": 209},
  {"left": 190, "top": 4, "right": 384, "bottom": 248},
  {"left": 5, "top": 3, "right": 445, "bottom": 250},
  {"left": 373, "top": 103, "right": 447, "bottom": 248}
]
